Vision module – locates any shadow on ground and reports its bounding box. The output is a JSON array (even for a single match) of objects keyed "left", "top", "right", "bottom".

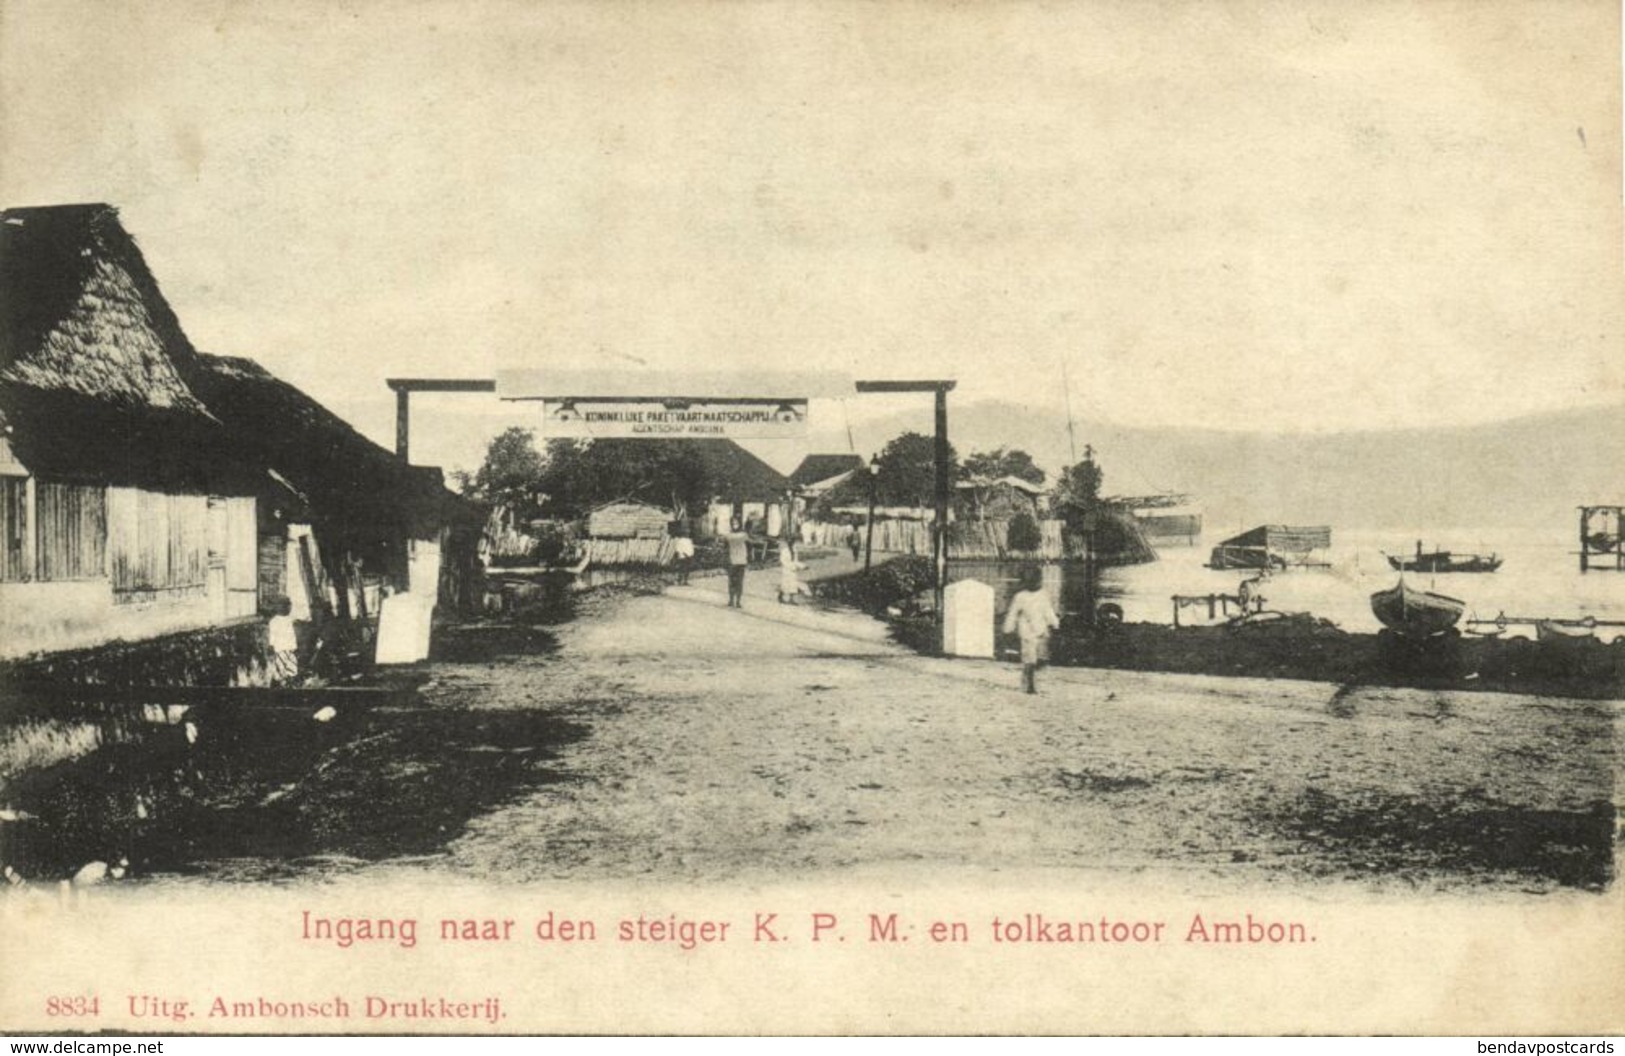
[
  {"left": 4, "top": 702, "right": 586, "bottom": 882},
  {"left": 1267, "top": 787, "right": 1615, "bottom": 891}
]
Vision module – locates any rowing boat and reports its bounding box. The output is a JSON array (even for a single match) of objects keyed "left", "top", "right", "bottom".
[{"left": 1370, "top": 579, "right": 1465, "bottom": 638}]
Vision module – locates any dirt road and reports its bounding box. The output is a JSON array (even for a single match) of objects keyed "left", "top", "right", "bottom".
[{"left": 390, "top": 561, "right": 1620, "bottom": 892}]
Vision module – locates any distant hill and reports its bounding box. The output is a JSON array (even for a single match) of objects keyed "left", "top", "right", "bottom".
[{"left": 812, "top": 401, "right": 1625, "bottom": 532}]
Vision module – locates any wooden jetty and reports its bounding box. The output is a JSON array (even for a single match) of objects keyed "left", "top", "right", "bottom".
[{"left": 1578, "top": 505, "right": 1625, "bottom": 573}]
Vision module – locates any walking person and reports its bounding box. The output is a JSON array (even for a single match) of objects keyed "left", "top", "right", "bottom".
[
  {"left": 671, "top": 525, "right": 695, "bottom": 586},
  {"left": 724, "top": 516, "right": 750, "bottom": 608},
  {"left": 1002, "top": 565, "right": 1060, "bottom": 694}
]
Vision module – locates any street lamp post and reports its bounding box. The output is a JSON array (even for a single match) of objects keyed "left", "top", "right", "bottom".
[{"left": 864, "top": 457, "right": 879, "bottom": 573}]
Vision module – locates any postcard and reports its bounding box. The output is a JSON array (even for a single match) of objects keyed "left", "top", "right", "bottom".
[{"left": 1, "top": 0, "right": 1621, "bottom": 1036}]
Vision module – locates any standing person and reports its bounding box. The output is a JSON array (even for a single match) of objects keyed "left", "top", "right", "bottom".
[
  {"left": 778, "top": 541, "right": 812, "bottom": 604},
  {"left": 724, "top": 515, "right": 750, "bottom": 608},
  {"left": 847, "top": 524, "right": 862, "bottom": 563},
  {"left": 267, "top": 596, "right": 300, "bottom": 684},
  {"left": 1002, "top": 565, "right": 1060, "bottom": 694},
  {"left": 671, "top": 525, "right": 695, "bottom": 586}
]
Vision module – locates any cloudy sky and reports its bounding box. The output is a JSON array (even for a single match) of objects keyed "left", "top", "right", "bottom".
[{"left": 2, "top": 0, "right": 1620, "bottom": 473}]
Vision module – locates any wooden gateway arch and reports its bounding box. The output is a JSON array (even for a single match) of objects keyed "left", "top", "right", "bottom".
[{"left": 385, "top": 371, "right": 958, "bottom": 622}]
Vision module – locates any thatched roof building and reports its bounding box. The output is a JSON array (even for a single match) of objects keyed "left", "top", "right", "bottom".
[
  {"left": 954, "top": 474, "right": 1045, "bottom": 520},
  {"left": 586, "top": 501, "right": 670, "bottom": 539},
  {"left": 690, "top": 439, "right": 789, "bottom": 504},
  {"left": 0, "top": 204, "right": 268, "bottom": 657},
  {"left": 188, "top": 353, "right": 483, "bottom": 618},
  {"left": 1, "top": 203, "right": 481, "bottom": 653},
  {"left": 189, "top": 353, "right": 478, "bottom": 542},
  {"left": 0, "top": 203, "right": 256, "bottom": 491},
  {"left": 789, "top": 453, "right": 865, "bottom": 492}
]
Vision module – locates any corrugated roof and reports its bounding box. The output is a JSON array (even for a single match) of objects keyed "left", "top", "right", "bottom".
[{"left": 956, "top": 474, "right": 1045, "bottom": 495}]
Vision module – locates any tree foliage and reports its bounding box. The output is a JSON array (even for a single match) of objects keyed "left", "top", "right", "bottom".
[
  {"left": 1053, "top": 446, "right": 1106, "bottom": 537},
  {"left": 469, "top": 427, "right": 547, "bottom": 521},
  {"left": 963, "top": 446, "right": 1045, "bottom": 487},
  {"left": 1056, "top": 446, "right": 1104, "bottom": 508},
  {"left": 1007, "top": 510, "right": 1043, "bottom": 552},
  {"left": 468, "top": 431, "right": 726, "bottom": 522},
  {"left": 535, "top": 438, "right": 717, "bottom": 520},
  {"left": 872, "top": 431, "right": 959, "bottom": 508}
]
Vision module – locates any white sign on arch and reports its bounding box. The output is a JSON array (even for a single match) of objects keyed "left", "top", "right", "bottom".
[
  {"left": 539, "top": 399, "right": 808, "bottom": 439},
  {"left": 495, "top": 369, "right": 851, "bottom": 440}
]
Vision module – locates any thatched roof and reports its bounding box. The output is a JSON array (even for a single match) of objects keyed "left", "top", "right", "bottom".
[
  {"left": 789, "top": 453, "right": 865, "bottom": 490},
  {"left": 190, "top": 353, "right": 480, "bottom": 539},
  {"left": 587, "top": 501, "right": 670, "bottom": 539},
  {"left": 0, "top": 204, "right": 254, "bottom": 490},
  {"left": 690, "top": 440, "right": 791, "bottom": 504}
]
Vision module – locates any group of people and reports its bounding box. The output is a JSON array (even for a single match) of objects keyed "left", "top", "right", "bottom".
[
  {"left": 718, "top": 516, "right": 811, "bottom": 607},
  {"left": 670, "top": 515, "right": 821, "bottom": 609},
  {"left": 674, "top": 518, "right": 1065, "bottom": 694}
]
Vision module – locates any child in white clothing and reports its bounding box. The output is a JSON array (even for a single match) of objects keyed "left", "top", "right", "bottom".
[
  {"left": 778, "top": 543, "right": 813, "bottom": 604},
  {"left": 1001, "top": 565, "right": 1060, "bottom": 694}
]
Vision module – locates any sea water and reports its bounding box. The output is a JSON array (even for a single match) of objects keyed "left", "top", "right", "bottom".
[{"left": 948, "top": 528, "right": 1625, "bottom": 642}]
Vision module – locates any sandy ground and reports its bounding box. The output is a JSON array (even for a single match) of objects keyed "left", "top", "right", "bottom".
[
  {"left": 22, "top": 554, "right": 1608, "bottom": 891},
  {"left": 374, "top": 557, "right": 1623, "bottom": 893}
]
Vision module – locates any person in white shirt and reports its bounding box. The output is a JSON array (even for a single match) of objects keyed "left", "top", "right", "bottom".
[
  {"left": 778, "top": 541, "right": 812, "bottom": 604},
  {"left": 1001, "top": 565, "right": 1060, "bottom": 694},
  {"left": 267, "top": 596, "right": 300, "bottom": 683},
  {"left": 671, "top": 526, "right": 696, "bottom": 585}
]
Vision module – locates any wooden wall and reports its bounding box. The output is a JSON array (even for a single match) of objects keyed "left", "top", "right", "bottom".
[
  {"left": 1, "top": 477, "right": 26, "bottom": 581},
  {"left": 0, "top": 481, "right": 261, "bottom": 658},
  {"left": 108, "top": 488, "right": 208, "bottom": 595},
  {"left": 36, "top": 482, "right": 107, "bottom": 581}
]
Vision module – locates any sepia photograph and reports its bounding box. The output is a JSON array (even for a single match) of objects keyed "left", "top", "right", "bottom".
[{"left": 1, "top": 0, "right": 1621, "bottom": 1037}]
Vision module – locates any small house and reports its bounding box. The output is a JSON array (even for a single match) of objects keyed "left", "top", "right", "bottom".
[
  {"left": 578, "top": 501, "right": 673, "bottom": 567},
  {"left": 954, "top": 475, "right": 1045, "bottom": 522},
  {"left": 188, "top": 353, "right": 483, "bottom": 622},
  {"left": 587, "top": 502, "right": 670, "bottom": 539},
  {"left": 0, "top": 204, "right": 263, "bottom": 659},
  {"left": 694, "top": 440, "right": 793, "bottom": 538},
  {"left": 1, "top": 203, "right": 482, "bottom": 667}
]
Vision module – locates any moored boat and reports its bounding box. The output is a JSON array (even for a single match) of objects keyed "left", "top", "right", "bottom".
[
  {"left": 1370, "top": 579, "right": 1465, "bottom": 638},
  {"left": 1208, "top": 525, "right": 1331, "bottom": 571},
  {"left": 1209, "top": 545, "right": 1286, "bottom": 571},
  {"left": 1385, "top": 541, "right": 1502, "bottom": 574}
]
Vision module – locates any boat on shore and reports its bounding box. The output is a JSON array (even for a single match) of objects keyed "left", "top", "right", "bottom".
[
  {"left": 1385, "top": 541, "right": 1502, "bottom": 574},
  {"left": 1370, "top": 579, "right": 1465, "bottom": 638},
  {"left": 1465, "top": 612, "right": 1625, "bottom": 644},
  {"left": 1535, "top": 619, "right": 1596, "bottom": 645}
]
